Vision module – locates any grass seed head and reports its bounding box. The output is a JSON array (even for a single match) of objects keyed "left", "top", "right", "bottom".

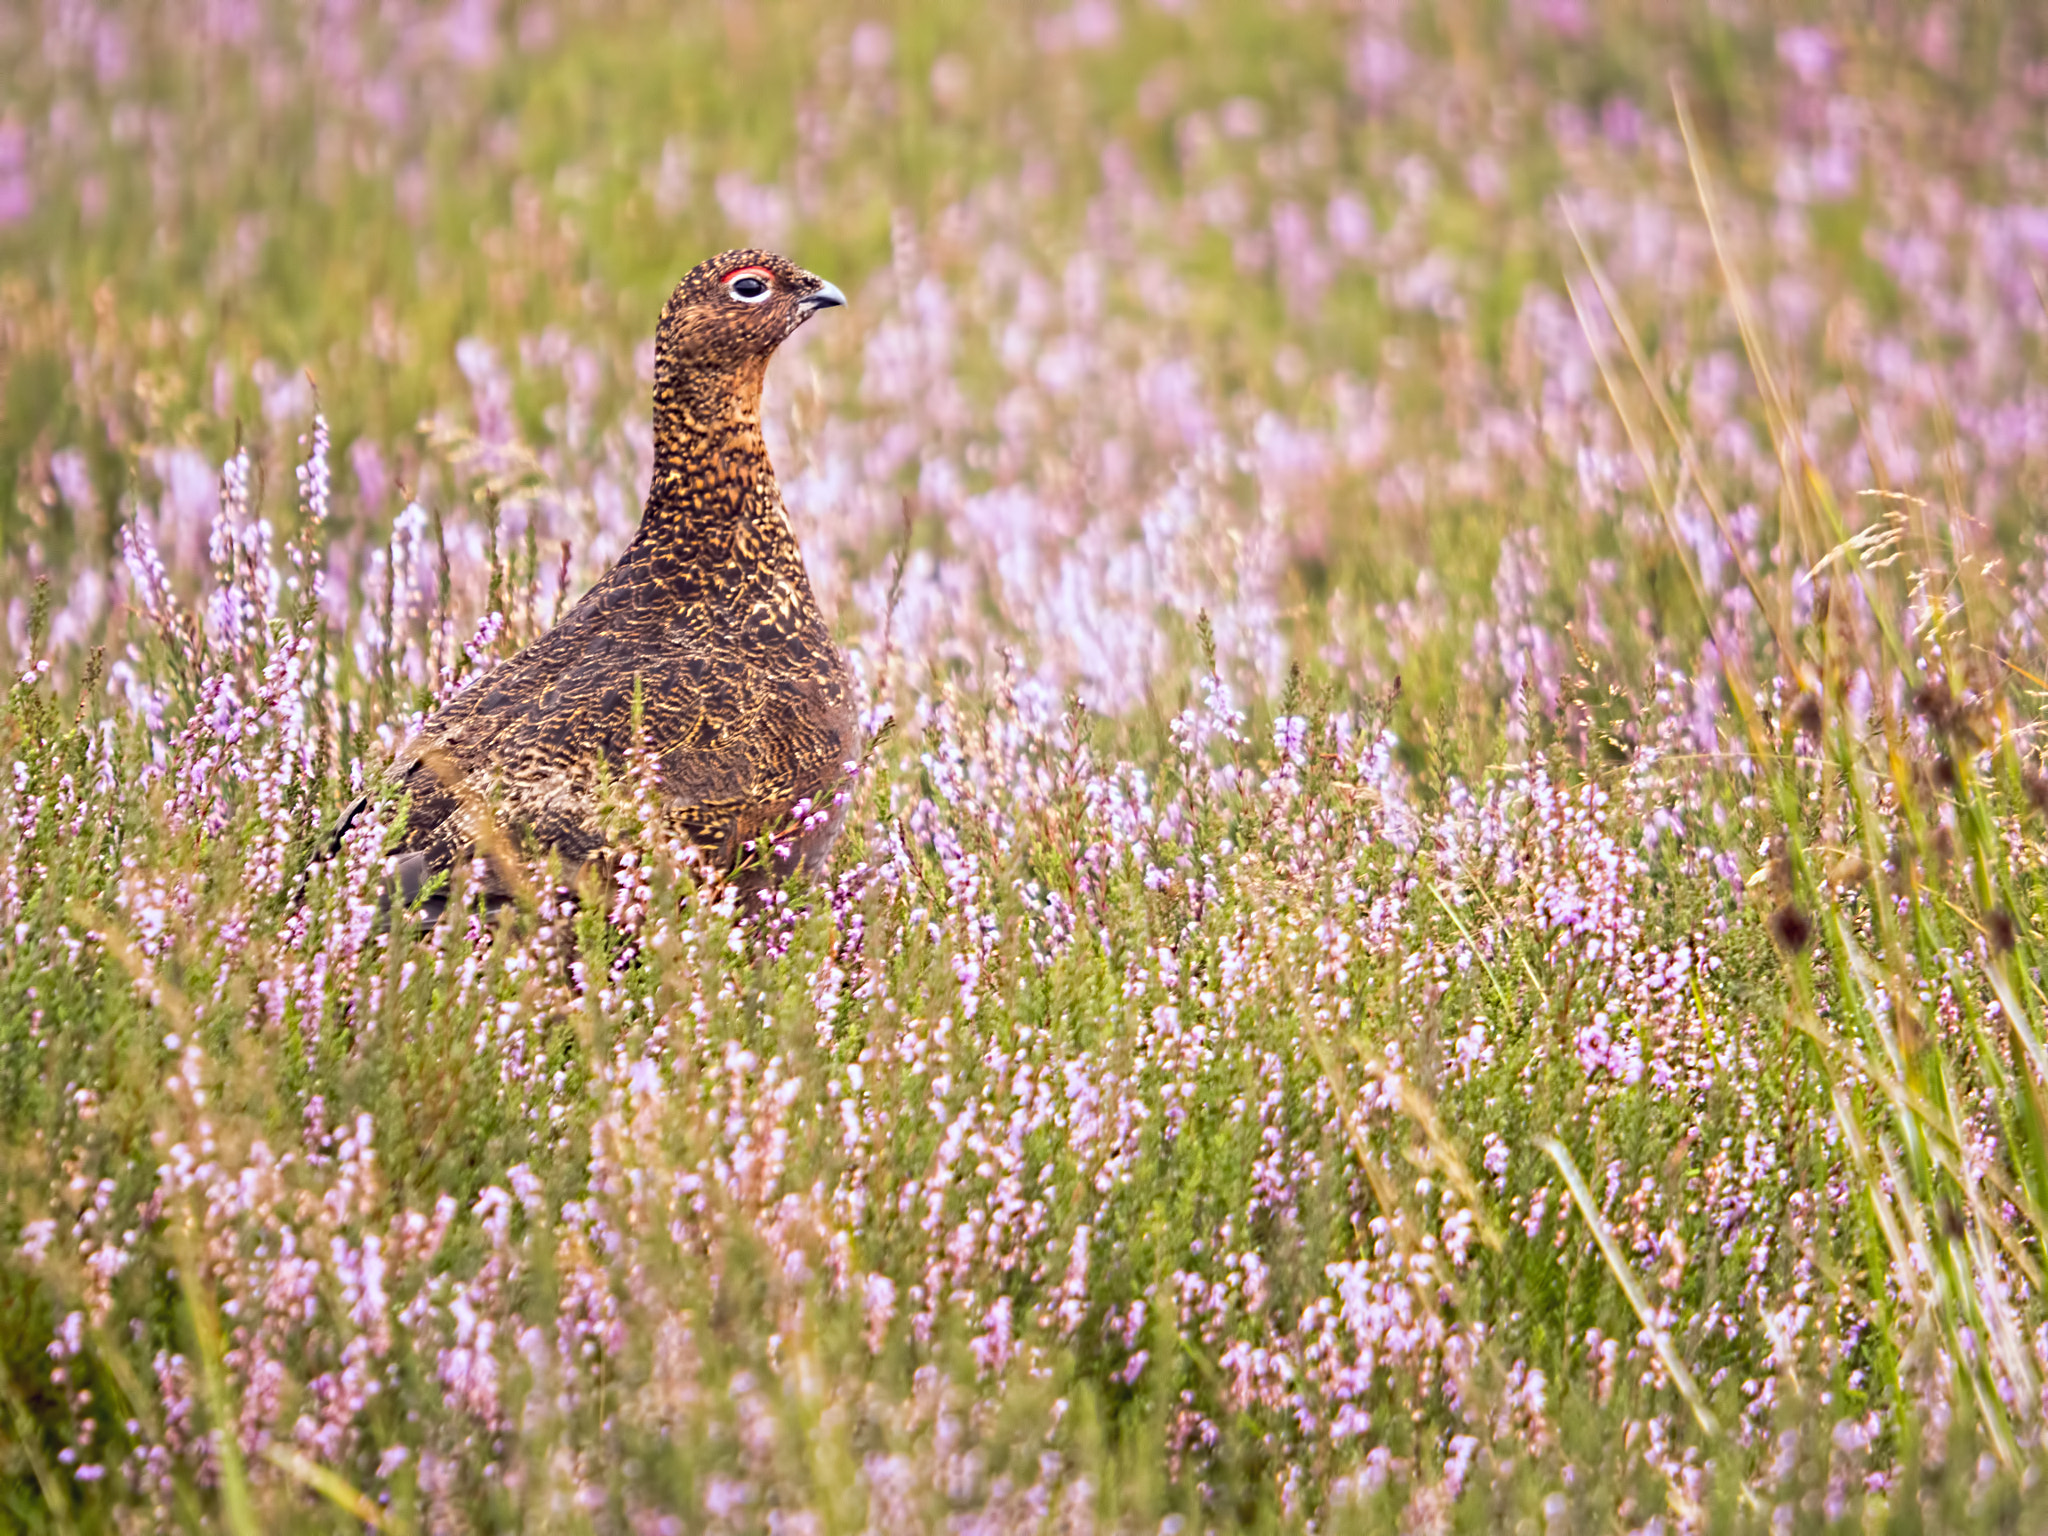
[
  {"left": 1987, "top": 908, "right": 2018, "bottom": 955},
  {"left": 1767, "top": 902, "right": 1813, "bottom": 955}
]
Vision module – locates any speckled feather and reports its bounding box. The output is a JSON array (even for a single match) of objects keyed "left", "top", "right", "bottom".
[{"left": 346, "top": 250, "right": 857, "bottom": 903}]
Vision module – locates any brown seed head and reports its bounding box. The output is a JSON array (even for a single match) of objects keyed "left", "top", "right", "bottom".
[
  {"left": 1787, "top": 691, "right": 1823, "bottom": 742},
  {"left": 1768, "top": 901, "right": 1813, "bottom": 955},
  {"left": 1911, "top": 677, "right": 1955, "bottom": 733},
  {"left": 1827, "top": 851, "right": 1870, "bottom": 889},
  {"left": 1930, "top": 821, "right": 1955, "bottom": 868},
  {"left": 1939, "top": 1197, "right": 1967, "bottom": 1241},
  {"left": 1987, "top": 908, "right": 2018, "bottom": 954}
]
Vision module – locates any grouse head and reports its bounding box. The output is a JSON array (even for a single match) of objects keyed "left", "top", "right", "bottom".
[
  {"left": 643, "top": 250, "right": 846, "bottom": 535},
  {"left": 656, "top": 249, "right": 846, "bottom": 387}
]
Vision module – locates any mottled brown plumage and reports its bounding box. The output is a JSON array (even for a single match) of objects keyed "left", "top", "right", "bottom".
[{"left": 346, "top": 249, "right": 857, "bottom": 909}]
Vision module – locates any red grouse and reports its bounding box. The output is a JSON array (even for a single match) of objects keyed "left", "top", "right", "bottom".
[{"left": 342, "top": 249, "right": 856, "bottom": 911}]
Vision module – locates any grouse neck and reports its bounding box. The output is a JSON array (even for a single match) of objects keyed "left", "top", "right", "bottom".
[{"left": 635, "top": 354, "right": 799, "bottom": 571}]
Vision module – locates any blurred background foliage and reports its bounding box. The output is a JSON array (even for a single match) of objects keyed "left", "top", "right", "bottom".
[{"left": 5, "top": 0, "right": 2042, "bottom": 614}]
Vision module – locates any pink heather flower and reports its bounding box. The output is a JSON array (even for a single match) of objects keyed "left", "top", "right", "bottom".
[
  {"left": 474, "top": 1186, "right": 514, "bottom": 1247},
  {"left": 714, "top": 173, "right": 792, "bottom": 247},
  {"left": 0, "top": 123, "right": 32, "bottom": 226},
  {"left": 296, "top": 414, "right": 331, "bottom": 526},
  {"left": 1056, "top": 1225, "right": 1091, "bottom": 1335},
  {"left": 849, "top": 21, "right": 892, "bottom": 71},
  {"left": 50, "top": 1311, "right": 84, "bottom": 1360},
  {"left": 1273, "top": 715, "right": 1308, "bottom": 766},
  {"left": 863, "top": 1274, "right": 897, "bottom": 1353},
  {"left": 1778, "top": 26, "right": 1836, "bottom": 86},
  {"left": 18, "top": 1219, "right": 56, "bottom": 1264},
  {"left": 440, "top": 0, "right": 502, "bottom": 70},
  {"left": 969, "top": 1295, "right": 1015, "bottom": 1376},
  {"left": 1346, "top": 30, "right": 1411, "bottom": 108},
  {"left": 1483, "top": 1134, "right": 1510, "bottom": 1179},
  {"left": 704, "top": 1477, "right": 752, "bottom": 1521},
  {"left": 1331, "top": 1403, "right": 1372, "bottom": 1439}
]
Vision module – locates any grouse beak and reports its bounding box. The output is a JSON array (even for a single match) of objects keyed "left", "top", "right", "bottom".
[{"left": 798, "top": 278, "right": 846, "bottom": 314}]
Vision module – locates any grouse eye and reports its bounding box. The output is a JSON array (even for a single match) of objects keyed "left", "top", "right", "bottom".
[{"left": 724, "top": 267, "right": 775, "bottom": 303}]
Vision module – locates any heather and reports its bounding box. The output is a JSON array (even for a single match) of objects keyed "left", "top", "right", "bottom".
[{"left": 5, "top": 0, "right": 2048, "bottom": 1530}]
